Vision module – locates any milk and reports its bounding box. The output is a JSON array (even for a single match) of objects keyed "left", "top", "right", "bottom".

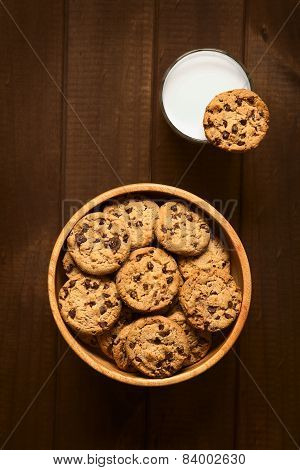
[{"left": 161, "top": 50, "right": 251, "bottom": 141}]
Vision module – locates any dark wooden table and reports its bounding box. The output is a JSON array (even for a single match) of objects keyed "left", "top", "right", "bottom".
[{"left": 1, "top": 0, "right": 299, "bottom": 450}]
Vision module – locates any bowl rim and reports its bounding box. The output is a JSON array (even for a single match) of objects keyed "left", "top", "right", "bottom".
[{"left": 48, "top": 183, "right": 252, "bottom": 387}]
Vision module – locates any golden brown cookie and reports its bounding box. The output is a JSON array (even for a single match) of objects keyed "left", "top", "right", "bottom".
[
  {"left": 103, "top": 197, "right": 159, "bottom": 249},
  {"left": 155, "top": 201, "right": 210, "bottom": 256},
  {"left": 126, "top": 316, "right": 189, "bottom": 378},
  {"left": 112, "top": 324, "right": 136, "bottom": 372},
  {"left": 178, "top": 236, "right": 230, "bottom": 279},
  {"left": 62, "top": 252, "right": 83, "bottom": 279},
  {"left": 98, "top": 307, "right": 135, "bottom": 359},
  {"left": 59, "top": 276, "right": 121, "bottom": 336},
  {"left": 67, "top": 212, "right": 131, "bottom": 276},
  {"left": 169, "top": 304, "right": 211, "bottom": 366},
  {"left": 179, "top": 269, "right": 242, "bottom": 332},
  {"left": 116, "top": 247, "right": 181, "bottom": 313},
  {"left": 203, "top": 89, "right": 269, "bottom": 152}
]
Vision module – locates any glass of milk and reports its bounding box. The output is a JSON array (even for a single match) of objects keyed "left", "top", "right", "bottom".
[{"left": 161, "top": 49, "right": 251, "bottom": 142}]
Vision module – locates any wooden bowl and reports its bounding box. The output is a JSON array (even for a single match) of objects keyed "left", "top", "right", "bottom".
[{"left": 48, "top": 183, "right": 251, "bottom": 386}]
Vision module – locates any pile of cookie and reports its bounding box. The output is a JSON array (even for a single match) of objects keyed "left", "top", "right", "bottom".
[{"left": 59, "top": 196, "right": 242, "bottom": 379}]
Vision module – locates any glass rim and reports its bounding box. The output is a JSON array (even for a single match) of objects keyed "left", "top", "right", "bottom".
[{"left": 160, "top": 48, "right": 253, "bottom": 144}]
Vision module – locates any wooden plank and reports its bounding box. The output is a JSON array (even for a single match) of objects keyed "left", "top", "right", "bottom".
[
  {"left": 148, "top": 0, "right": 246, "bottom": 449},
  {"left": 0, "top": 1, "right": 64, "bottom": 449},
  {"left": 54, "top": 0, "right": 154, "bottom": 449},
  {"left": 237, "top": 0, "right": 300, "bottom": 449}
]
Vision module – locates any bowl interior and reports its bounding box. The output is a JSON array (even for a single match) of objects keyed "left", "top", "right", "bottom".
[{"left": 50, "top": 184, "right": 251, "bottom": 386}]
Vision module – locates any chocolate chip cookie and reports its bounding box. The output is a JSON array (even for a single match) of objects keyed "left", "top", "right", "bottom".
[
  {"left": 203, "top": 89, "right": 269, "bottom": 152},
  {"left": 155, "top": 201, "right": 210, "bottom": 256},
  {"left": 104, "top": 197, "right": 159, "bottom": 249},
  {"left": 169, "top": 304, "right": 211, "bottom": 366},
  {"left": 112, "top": 324, "right": 136, "bottom": 372},
  {"left": 116, "top": 247, "right": 181, "bottom": 313},
  {"left": 62, "top": 252, "right": 82, "bottom": 279},
  {"left": 77, "top": 331, "right": 99, "bottom": 349},
  {"left": 178, "top": 236, "right": 230, "bottom": 279},
  {"left": 125, "top": 316, "right": 189, "bottom": 378},
  {"left": 59, "top": 276, "right": 121, "bottom": 336},
  {"left": 67, "top": 212, "right": 131, "bottom": 275},
  {"left": 179, "top": 269, "right": 242, "bottom": 332},
  {"left": 98, "top": 307, "right": 134, "bottom": 359}
]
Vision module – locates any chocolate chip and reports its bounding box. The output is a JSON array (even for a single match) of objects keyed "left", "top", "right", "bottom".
[
  {"left": 105, "top": 300, "right": 113, "bottom": 308},
  {"left": 129, "top": 342, "right": 136, "bottom": 349},
  {"left": 103, "top": 293, "right": 110, "bottom": 298},
  {"left": 154, "top": 337, "right": 161, "bottom": 344},
  {"left": 100, "top": 306, "right": 107, "bottom": 314},
  {"left": 123, "top": 234, "right": 129, "bottom": 243},
  {"left": 156, "top": 360, "right": 164, "bottom": 368},
  {"left": 224, "top": 104, "right": 231, "bottom": 111},
  {"left": 158, "top": 323, "right": 164, "bottom": 331},
  {"left": 166, "top": 276, "right": 173, "bottom": 284},
  {"left": 136, "top": 254, "right": 143, "bottom": 261},
  {"left": 247, "top": 96, "right": 255, "bottom": 104},
  {"left": 94, "top": 238, "right": 101, "bottom": 243},
  {"left": 240, "top": 133, "right": 246, "bottom": 138},
  {"left": 154, "top": 299, "right": 159, "bottom": 305},
  {"left": 165, "top": 352, "right": 173, "bottom": 360},
  {"left": 103, "top": 283, "right": 109, "bottom": 290},
  {"left": 75, "top": 233, "right": 87, "bottom": 245},
  {"left": 223, "top": 119, "right": 228, "bottom": 128},
  {"left": 176, "top": 346, "right": 185, "bottom": 355},
  {"left": 99, "top": 218, "right": 105, "bottom": 225},
  {"left": 125, "top": 207, "right": 133, "bottom": 214},
  {"left": 69, "top": 280, "right": 77, "bottom": 288},
  {"left": 62, "top": 287, "right": 69, "bottom": 299},
  {"left": 162, "top": 266, "right": 167, "bottom": 274},
  {"left": 225, "top": 313, "right": 233, "bottom": 319},
  {"left": 232, "top": 124, "right": 238, "bottom": 134},
  {"left": 91, "top": 282, "right": 99, "bottom": 290},
  {"left": 214, "top": 138, "right": 221, "bottom": 146},
  {"left": 186, "top": 214, "right": 193, "bottom": 222},
  {"left": 161, "top": 226, "right": 167, "bottom": 233},
  {"left": 109, "top": 236, "right": 121, "bottom": 252},
  {"left": 236, "top": 98, "right": 242, "bottom": 106},
  {"left": 135, "top": 356, "right": 142, "bottom": 363},
  {"left": 228, "top": 301, "right": 233, "bottom": 308},
  {"left": 171, "top": 205, "right": 177, "bottom": 212},
  {"left": 130, "top": 290, "right": 137, "bottom": 299},
  {"left": 133, "top": 274, "right": 141, "bottom": 282},
  {"left": 99, "top": 321, "right": 108, "bottom": 328},
  {"left": 237, "top": 141, "right": 244, "bottom": 146},
  {"left": 65, "top": 263, "right": 74, "bottom": 274},
  {"left": 136, "top": 221, "right": 143, "bottom": 227},
  {"left": 160, "top": 329, "right": 170, "bottom": 337},
  {"left": 240, "top": 119, "right": 247, "bottom": 125},
  {"left": 82, "top": 223, "right": 89, "bottom": 233},
  {"left": 222, "top": 131, "right": 229, "bottom": 140},
  {"left": 147, "top": 262, "right": 154, "bottom": 271},
  {"left": 68, "top": 308, "right": 76, "bottom": 319},
  {"left": 84, "top": 279, "right": 91, "bottom": 289},
  {"left": 208, "top": 306, "right": 217, "bottom": 314},
  {"left": 143, "top": 283, "right": 148, "bottom": 290},
  {"left": 89, "top": 301, "right": 96, "bottom": 307}
]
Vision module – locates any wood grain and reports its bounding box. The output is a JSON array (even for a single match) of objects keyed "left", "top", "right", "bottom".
[
  {"left": 237, "top": 0, "right": 300, "bottom": 450},
  {"left": 148, "top": 0, "right": 246, "bottom": 449},
  {"left": 54, "top": 0, "right": 154, "bottom": 449},
  {"left": 0, "top": 0, "right": 64, "bottom": 449},
  {"left": 1, "top": 0, "right": 299, "bottom": 450}
]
